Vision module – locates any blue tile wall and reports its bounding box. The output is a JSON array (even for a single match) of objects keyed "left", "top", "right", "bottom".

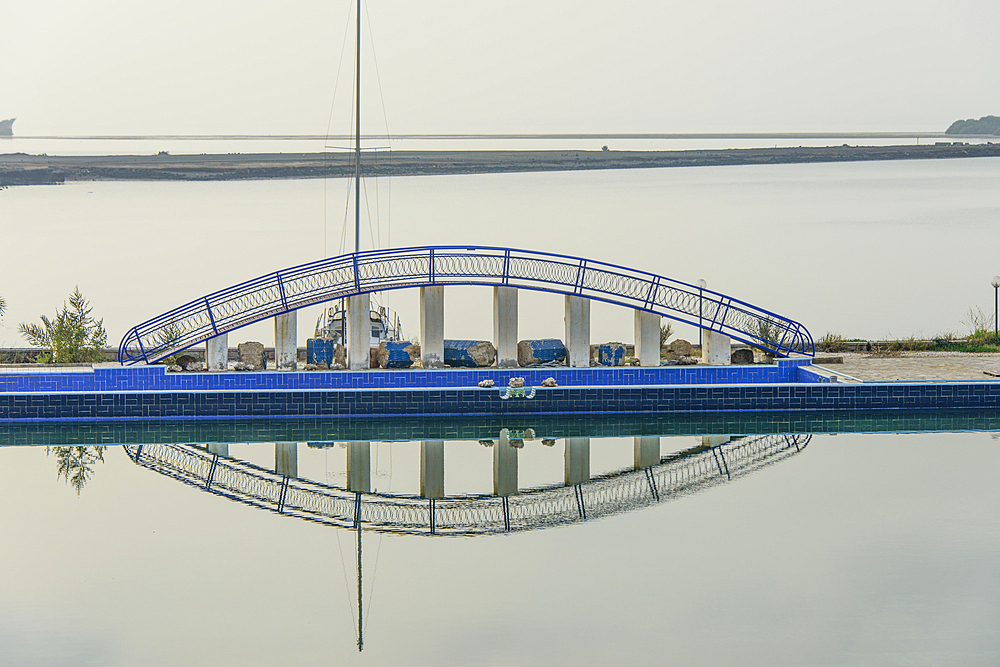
[
  {"left": 0, "top": 358, "right": 811, "bottom": 394},
  {"left": 4, "top": 379, "right": 1000, "bottom": 421}
]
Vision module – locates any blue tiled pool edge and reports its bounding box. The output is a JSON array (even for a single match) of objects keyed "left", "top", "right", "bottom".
[{"left": 2, "top": 360, "right": 1000, "bottom": 421}]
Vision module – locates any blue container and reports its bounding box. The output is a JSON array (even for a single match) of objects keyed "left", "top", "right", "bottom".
[
  {"left": 381, "top": 341, "right": 416, "bottom": 368},
  {"left": 444, "top": 340, "right": 496, "bottom": 367},
  {"left": 307, "top": 338, "right": 336, "bottom": 365},
  {"left": 598, "top": 343, "right": 626, "bottom": 366}
]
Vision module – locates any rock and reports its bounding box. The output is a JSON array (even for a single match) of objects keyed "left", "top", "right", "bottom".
[
  {"left": 330, "top": 362, "right": 345, "bottom": 370},
  {"left": 174, "top": 354, "right": 199, "bottom": 371},
  {"left": 509, "top": 377, "right": 525, "bottom": 388},
  {"left": 231, "top": 361, "right": 248, "bottom": 372},
  {"left": 597, "top": 342, "right": 626, "bottom": 366},
  {"left": 444, "top": 339, "right": 497, "bottom": 367},
  {"left": 541, "top": 377, "right": 557, "bottom": 387},
  {"left": 509, "top": 439, "right": 525, "bottom": 449},
  {"left": 166, "top": 364, "right": 182, "bottom": 373},
  {"left": 677, "top": 356, "right": 698, "bottom": 365},
  {"left": 304, "top": 363, "right": 319, "bottom": 371},
  {"left": 377, "top": 341, "right": 418, "bottom": 368},
  {"left": 517, "top": 339, "right": 566, "bottom": 367},
  {"left": 315, "top": 362, "right": 328, "bottom": 370},
  {"left": 731, "top": 348, "right": 754, "bottom": 365},
  {"left": 667, "top": 339, "right": 693, "bottom": 359},
  {"left": 237, "top": 342, "right": 266, "bottom": 371},
  {"left": 479, "top": 440, "right": 495, "bottom": 447},
  {"left": 369, "top": 347, "right": 380, "bottom": 369},
  {"left": 187, "top": 361, "right": 206, "bottom": 372},
  {"left": 478, "top": 379, "right": 495, "bottom": 388},
  {"left": 333, "top": 344, "right": 347, "bottom": 368},
  {"left": 541, "top": 439, "right": 556, "bottom": 447}
]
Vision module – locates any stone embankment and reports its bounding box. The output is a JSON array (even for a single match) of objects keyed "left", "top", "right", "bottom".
[{"left": 3, "top": 142, "right": 1000, "bottom": 185}]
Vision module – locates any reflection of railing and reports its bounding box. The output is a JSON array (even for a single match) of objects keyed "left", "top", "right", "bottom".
[
  {"left": 123, "top": 434, "right": 810, "bottom": 536},
  {"left": 118, "top": 245, "right": 814, "bottom": 364}
]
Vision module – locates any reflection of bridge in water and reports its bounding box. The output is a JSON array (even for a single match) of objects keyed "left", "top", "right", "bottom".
[{"left": 124, "top": 432, "right": 810, "bottom": 536}]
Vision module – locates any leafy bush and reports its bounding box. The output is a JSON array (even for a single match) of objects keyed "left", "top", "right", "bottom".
[
  {"left": 0, "top": 294, "right": 5, "bottom": 318},
  {"left": 659, "top": 321, "right": 673, "bottom": 346},
  {"left": 47, "top": 446, "right": 107, "bottom": 494},
  {"left": 18, "top": 286, "right": 108, "bottom": 363}
]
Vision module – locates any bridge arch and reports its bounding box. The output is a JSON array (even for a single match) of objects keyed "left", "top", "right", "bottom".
[{"left": 118, "top": 245, "right": 813, "bottom": 365}]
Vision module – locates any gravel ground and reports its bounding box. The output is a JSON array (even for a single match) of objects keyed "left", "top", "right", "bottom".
[{"left": 814, "top": 351, "right": 1000, "bottom": 382}]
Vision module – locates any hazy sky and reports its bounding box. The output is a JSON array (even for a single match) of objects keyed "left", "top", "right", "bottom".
[{"left": 2, "top": 0, "right": 999, "bottom": 136}]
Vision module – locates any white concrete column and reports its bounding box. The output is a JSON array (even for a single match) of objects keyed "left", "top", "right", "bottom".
[
  {"left": 346, "top": 294, "right": 370, "bottom": 371},
  {"left": 347, "top": 441, "right": 371, "bottom": 493},
  {"left": 419, "top": 286, "right": 445, "bottom": 369},
  {"left": 207, "top": 443, "right": 229, "bottom": 457},
  {"left": 564, "top": 438, "right": 591, "bottom": 486},
  {"left": 564, "top": 295, "right": 591, "bottom": 368},
  {"left": 702, "top": 329, "right": 732, "bottom": 365},
  {"left": 274, "top": 312, "right": 297, "bottom": 371},
  {"left": 634, "top": 310, "right": 660, "bottom": 367},
  {"left": 493, "top": 429, "right": 518, "bottom": 496},
  {"left": 206, "top": 334, "right": 228, "bottom": 372},
  {"left": 634, "top": 436, "right": 660, "bottom": 469},
  {"left": 274, "top": 442, "right": 298, "bottom": 477},
  {"left": 420, "top": 441, "right": 445, "bottom": 499},
  {"left": 493, "top": 286, "right": 518, "bottom": 368}
]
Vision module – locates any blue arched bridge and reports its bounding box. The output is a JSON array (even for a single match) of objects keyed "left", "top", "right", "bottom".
[{"left": 118, "top": 245, "right": 813, "bottom": 365}]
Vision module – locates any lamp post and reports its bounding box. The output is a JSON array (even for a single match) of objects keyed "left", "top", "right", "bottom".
[
  {"left": 992, "top": 276, "right": 1000, "bottom": 342},
  {"left": 697, "top": 279, "right": 707, "bottom": 348}
]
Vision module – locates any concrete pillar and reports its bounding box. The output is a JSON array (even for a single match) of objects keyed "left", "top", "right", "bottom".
[
  {"left": 702, "top": 329, "right": 732, "bottom": 365},
  {"left": 274, "top": 312, "right": 297, "bottom": 371},
  {"left": 634, "top": 310, "right": 660, "bottom": 367},
  {"left": 419, "top": 286, "right": 445, "bottom": 369},
  {"left": 346, "top": 441, "right": 371, "bottom": 493},
  {"left": 346, "top": 294, "right": 370, "bottom": 371},
  {"left": 420, "top": 441, "right": 445, "bottom": 499},
  {"left": 493, "top": 286, "right": 518, "bottom": 368},
  {"left": 634, "top": 436, "right": 660, "bottom": 469},
  {"left": 493, "top": 429, "right": 518, "bottom": 496},
  {"left": 564, "top": 295, "right": 591, "bottom": 368},
  {"left": 206, "top": 334, "right": 228, "bottom": 372},
  {"left": 564, "top": 438, "right": 591, "bottom": 486},
  {"left": 274, "top": 442, "right": 298, "bottom": 477},
  {"left": 207, "top": 443, "right": 229, "bottom": 457}
]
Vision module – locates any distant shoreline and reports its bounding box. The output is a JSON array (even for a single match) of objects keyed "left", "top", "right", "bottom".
[{"left": 2, "top": 142, "right": 999, "bottom": 186}]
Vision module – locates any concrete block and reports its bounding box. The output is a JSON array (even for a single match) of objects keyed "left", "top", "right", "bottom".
[
  {"left": 377, "top": 341, "right": 418, "bottom": 368},
  {"left": 517, "top": 339, "right": 566, "bottom": 366},
  {"left": 274, "top": 312, "right": 297, "bottom": 371},
  {"left": 702, "top": 330, "right": 732, "bottom": 366},
  {"left": 237, "top": 342, "right": 266, "bottom": 371},
  {"left": 597, "top": 342, "right": 626, "bottom": 366},
  {"left": 634, "top": 310, "right": 660, "bottom": 367},
  {"left": 206, "top": 334, "right": 228, "bottom": 372},
  {"left": 444, "top": 340, "right": 497, "bottom": 367}
]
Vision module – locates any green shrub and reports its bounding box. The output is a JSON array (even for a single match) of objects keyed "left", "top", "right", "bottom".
[
  {"left": 659, "top": 321, "right": 673, "bottom": 347},
  {"left": 18, "top": 286, "right": 108, "bottom": 363},
  {"left": 817, "top": 332, "right": 845, "bottom": 353}
]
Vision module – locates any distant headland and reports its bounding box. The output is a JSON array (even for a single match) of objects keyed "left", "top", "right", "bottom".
[{"left": 946, "top": 115, "right": 1000, "bottom": 135}]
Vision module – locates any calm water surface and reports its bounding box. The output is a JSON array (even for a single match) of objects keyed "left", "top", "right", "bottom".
[
  {"left": 1, "top": 157, "right": 998, "bottom": 347},
  {"left": 0, "top": 421, "right": 998, "bottom": 666}
]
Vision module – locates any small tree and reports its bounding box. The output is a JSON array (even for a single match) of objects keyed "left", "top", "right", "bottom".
[
  {"left": 19, "top": 286, "right": 108, "bottom": 363},
  {"left": 659, "top": 321, "right": 673, "bottom": 347},
  {"left": 48, "top": 446, "right": 107, "bottom": 494},
  {"left": 0, "top": 294, "right": 6, "bottom": 318}
]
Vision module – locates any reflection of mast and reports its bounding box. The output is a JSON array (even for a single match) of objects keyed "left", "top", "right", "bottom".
[{"left": 355, "top": 491, "right": 363, "bottom": 652}]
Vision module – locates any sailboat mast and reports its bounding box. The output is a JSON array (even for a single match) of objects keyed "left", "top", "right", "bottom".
[{"left": 354, "top": 0, "right": 361, "bottom": 254}]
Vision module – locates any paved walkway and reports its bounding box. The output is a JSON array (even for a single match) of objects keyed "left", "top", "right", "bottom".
[{"left": 814, "top": 351, "right": 1000, "bottom": 382}]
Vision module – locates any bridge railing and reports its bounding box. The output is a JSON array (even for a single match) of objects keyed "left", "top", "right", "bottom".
[
  {"left": 119, "top": 245, "right": 813, "bottom": 365},
  {"left": 124, "top": 433, "right": 810, "bottom": 536}
]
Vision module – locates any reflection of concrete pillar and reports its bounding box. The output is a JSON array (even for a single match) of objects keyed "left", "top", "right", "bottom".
[
  {"left": 702, "top": 435, "right": 731, "bottom": 447},
  {"left": 564, "top": 438, "right": 591, "bottom": 485},
  {"left": 634, "top": 311, "right": 660, "bottom": 367},
  {"left": 206, "top": 334, "right": 228, "bottom": 372},
  {"left": 419, "top": 286, "right": 444, "bottom": 368},
  {"left": 274, "top": 312, "right": 297, "bottom": 371},
  {"left": 493, "top": 286, "right": 518, "bottom": 368},
  {"left": 347, "top": 441, "right": 371, "bottom": 493},
  {"left": 346, "top": 294, "right": 370, "bottom": 370},
  {"left": 493, "top": 429, "right": 518, "bottom": 496},
  {"left": 207, "top": 443, "right": 229, "bottom": 457},
  {"left": 420, "top": 441, "right": 444, "bottom": 499},
  {"left": 564, "top": 295, "right": 591, "bottom": 367},
  {"left": 634, "top": 436, "right": 660, "bottom": 469},
  {"left": 702, "top": 330, "right": 731, "bottom": 365},
  {"left": 275, "top": 442, "right": 298, "bottom": 477}
]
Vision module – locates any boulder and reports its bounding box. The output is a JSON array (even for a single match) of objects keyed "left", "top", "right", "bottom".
[
  {"left": 444, "top": 339, "right": 497, "bottom": 367},
  {"left": 187, "top": 361, "right": 206, "bottom": 372},
  {"left": 517, "top": 339, "right": 566, "bottom": 367},
  {"left": 377, "top": 341, "right": 418, "bottom": 368},
  {"left": 174, "top": 354, "right": 199, "bottom": 371},
  {"left": 541, "top": 377, "right": 557, "bottom": 387},
  {"left": 333, "top": 344, "right": 347, "bottom": 368},
  {"left": 237, "top": 342, "right": 267, "bottom": 371},
  {"left": 369, "top": 347, "right": 380, "bottom": 369},
  {"left": 597, "top": 342, "right": 626, "bottom": 366},
  {"left": 478, "top": 379, "right": 495, "bottom": 388},
  {"left": 667, "top": 339, "right": 693, "bottom": 359},
  {"left": 731, "top": 348, "right": 754, "bottom": 365},
  {"left": 508, "top": 377, "right": 525, "bottom": 388},
  {"left": 166, "top": 364, "right": 182, "bottom": 373}
]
